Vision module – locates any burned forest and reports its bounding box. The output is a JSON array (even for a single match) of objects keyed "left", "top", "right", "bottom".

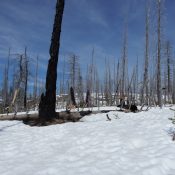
[
  {"left": 1, "top": 1, "right": 175, "bottom": 175},
  {"left": 0, "top": 0, "right": 175, "bottom": 124}
]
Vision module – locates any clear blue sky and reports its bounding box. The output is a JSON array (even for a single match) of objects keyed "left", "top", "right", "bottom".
[{"left": 0, "top": 0, "right": 174, "bottom": 91}]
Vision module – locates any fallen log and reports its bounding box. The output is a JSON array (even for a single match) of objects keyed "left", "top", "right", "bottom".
[
  {"left": 0, "top": 110, "right": 92, "bottom": 125},
  {"left": 0, "top": 111, "right": 82, "bottom": 122},
  {"left": 22, "top": 111, "right": 83, "bottom": 126},
  {"left": 0, "top": 113, "right": 38, "bottom": 121},
  {"left": 0, "top": 107, "right": 140, "bottom": 126}
]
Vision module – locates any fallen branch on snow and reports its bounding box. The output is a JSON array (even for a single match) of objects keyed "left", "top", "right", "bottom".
[{"left": 106, "top": 114, "right": 111, "bottom": 121}]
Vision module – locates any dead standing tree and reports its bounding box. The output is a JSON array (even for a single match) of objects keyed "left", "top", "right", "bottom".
[
  {"left": 24, "top": 47, "right": 28, "bottom": 111},
  {"left": 141, "top": 3, "right": 150, "bottom": 105},
  {"left": 165, "top": 41, "right": 172, "bottom": 103},
  {"left": 2, "top": 49, "right": 10, "bottom": 109},
  {"left": 33, "top": 56, "right": 39, "bottom": 107},
  {"left": 156, "top": 0, "right": 162, "bottom": 107},
  {"left": 39, "top": 0, "right": 65, "bottom": 121},
  {"left": 120, "top": 24, "right": 128, "bottom": 102}
]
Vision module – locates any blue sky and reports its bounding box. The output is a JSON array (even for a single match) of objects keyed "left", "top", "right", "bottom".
[{"left": 0, "top": 0, "right": 175, "bottom": 92}]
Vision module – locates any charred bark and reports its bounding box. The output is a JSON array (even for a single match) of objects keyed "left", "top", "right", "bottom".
[
  {"left": 39, "top": 0, "right": 65, "bottom": 121},
  {"left": 24, "top": 47, "right": 28, "bottom": 111},
  {"left": 70, "top": 87, "right": 77, "bottom": 106},
  {"left": 86, "top": 90, "right": 90, "bottom": 107}
]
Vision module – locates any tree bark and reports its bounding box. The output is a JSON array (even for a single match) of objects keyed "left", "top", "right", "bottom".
[
  {"left": 24, "top": 47, "right": 28, "bottom": 110},
  {"left": 70, "top": 87, "right": 77, "bottom": 106},
  {"left": 142, "top": 4, "right": 149, "bottom": 105},
  {"left": 157, "top": 0, "right": 162, "bottom": 107},
  {"left": 39, "top": 0, "right": 65, "bottom": 120},
  {"left": 33, "top": 56, "right": 39, "bottom": 106}
]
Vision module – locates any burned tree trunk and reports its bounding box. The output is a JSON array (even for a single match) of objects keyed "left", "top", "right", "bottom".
[
  {"left": 24, "top": 47, "right": 28, "bottom": 111},
  {"left": 39, "top": 0, "right": 65, "bottom": 121},
  {"left": 86, "top": 90, "right": 90, "bottom": 107},
  {"left": 33, "top": 56, "right": 39, "bottom": 106},
  {"left": 70, "top": 87, "right": 77, "bottom": 106}
]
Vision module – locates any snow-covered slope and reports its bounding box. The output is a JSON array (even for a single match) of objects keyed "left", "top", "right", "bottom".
[{"left": 0, "top": 107, "right": 175, "bottom": 175}]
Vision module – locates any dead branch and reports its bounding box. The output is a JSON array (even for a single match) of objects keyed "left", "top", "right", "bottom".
[
  {"left": 139, "top": 104, "right": 145, "bottom": 111},
  {"left": 106, "top": 114, "right": 111, "bottom": 121},
  {"left": 113, "top": 114, "right": 120, "bottom": 119}
]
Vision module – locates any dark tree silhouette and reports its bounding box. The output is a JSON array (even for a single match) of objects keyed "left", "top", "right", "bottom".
[
  {"left": 70, "top": 87, "right": 77, "bottom": 106},
  {"left": 86, "top": 90, "right": 90, "bottom": 107},
  {"left": 39, "top": 0, "right": 65, "bottom": 121}
]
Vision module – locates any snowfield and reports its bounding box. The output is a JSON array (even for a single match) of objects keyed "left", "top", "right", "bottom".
[{"left": 0, "top": 107, "right": 175, "bottom": 175}]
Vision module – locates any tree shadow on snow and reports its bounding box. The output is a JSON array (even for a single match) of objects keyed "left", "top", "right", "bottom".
[{"left": 0, "top": 122, "right": 21, "bottom": 132}]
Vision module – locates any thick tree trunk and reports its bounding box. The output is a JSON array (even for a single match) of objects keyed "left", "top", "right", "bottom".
[{"left": 39, "top": 0, "right": 65, "bottom": 120}]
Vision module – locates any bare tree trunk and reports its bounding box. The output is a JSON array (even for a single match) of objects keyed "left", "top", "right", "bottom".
[
  {"left": 116, "top": 60, "right": 120, "bottom": 105},
  {"left": 62, "top": 58, "right": 65, "bottom": 94},
  {"left": 70, "top": 87, "right": 76, "bottom": 106},
  {"left": 77, "top": 66, "right": 84, "bottom": 106},
  {"left": 136, "top": 57, "right": 139, "bottom": 103},
  {"left": 165, "top": 41, "right": 171, "bottom": 103},
  {"left": 172, "top": 63, "right": 175, "bottom": 104},
  {"left": 2, "top": 49, "right": 11, "bottom": 108},
  {"left": 86, "top": 90, "right": 90, "bottom": 107},
  {"left": 39, "top": 0, "right": 65, "bottom": 120},
  {"left": 6, "top": 48, "right": 10, "bottom": 106},
  {"left": 2, "top": 66, "right": 8, "bottom": 108},
  {"left": 33, "top": 56, "right": 39, "bottom": 106},
  {"left": 142, "top": 4, "right": 150, "bottom": 105},
  {"left": 157, "top": 0, "right": 162, "bottom": 107},
  {"left": 104, "top": 58, "right": 109, "bottom": 105},
  {"left": 69, "top": 54, "right": 78, "bottom": 90},
  {"left": 108, "top": 62, "right": 112, "bottom": 105},
  {"left": 133, "top": 66, "right": 137, "bottom": 103},
  {"left": 24, "top": 47, "right": 28, "bottom": 111},
  {"left": 101, "top": 85, "right": 104, "bottom": 106},
  {"left": 121, "top": 27, "right": 127, "bottom": 98},
  {"left": 88, "top": 48, "right": 95, "bottom": 107},
  {"left": 95, "top": 69, "right": 99, "bottom": 107},
  {"left": 113, "top": 59, "right": 116, "bottom": 100}
]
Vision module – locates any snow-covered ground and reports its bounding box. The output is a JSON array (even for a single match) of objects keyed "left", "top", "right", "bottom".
[{"left": 0, "top": 107, "right": 175, "bottom": 175}]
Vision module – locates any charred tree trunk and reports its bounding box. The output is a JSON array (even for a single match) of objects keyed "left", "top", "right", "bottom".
[
  {"left": 39, "top": 0, "right": 65, "bottom": 120},
  {"left": 70, "top": 87, "right": 77, "bottom": 106},
  {"left": 165, "top": 41, "right": 171, "bottom": 103},
  {"left": 33, "top": 56, "right": 39, "bottom": 106},
  {"left": 24, "top": 47, "right": 28, "bottom": 111},
  {"left": 86, "top": 90, "right": 90, "bottom": 107}
]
